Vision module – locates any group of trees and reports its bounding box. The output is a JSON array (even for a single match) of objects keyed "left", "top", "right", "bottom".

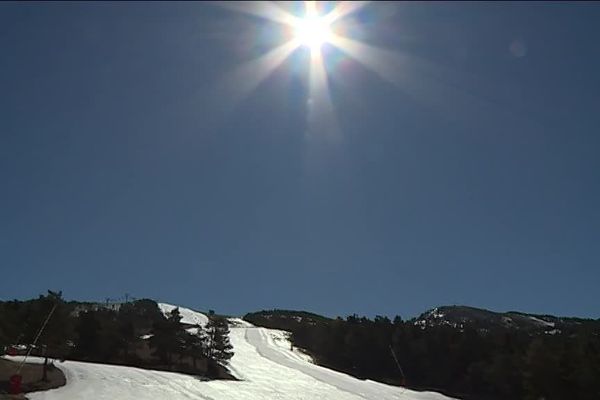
[
  {"left": 245, "top": 310, "right": 600, "bottom": 400},
  {"left": 5, "top": 294, "right": 599, "bottom": 398},
  {"left": 147, "top": 307, "right": 233, "bottom": 376},
  {"left": 0, "top": 292, "right": 233, "bottom": 379}
]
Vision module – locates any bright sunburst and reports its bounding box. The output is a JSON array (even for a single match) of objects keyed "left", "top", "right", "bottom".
[
  {"left": 293, "top": 5, "right": 332, "bottom": 51},
  {"left": 215, "top": 1, "right": 415, "bottom": 138}
]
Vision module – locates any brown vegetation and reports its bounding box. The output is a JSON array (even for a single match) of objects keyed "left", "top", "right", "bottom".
[{"left": 0, "top": 358, "right": 65, "bottom": 395}]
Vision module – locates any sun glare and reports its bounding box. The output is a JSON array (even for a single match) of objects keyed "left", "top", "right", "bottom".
[
  {"left": 217, "top": 1, "right": 373, "bottom": 139},
  {"left": 294, "top": 15, "right": 332, "bottom": 51}
]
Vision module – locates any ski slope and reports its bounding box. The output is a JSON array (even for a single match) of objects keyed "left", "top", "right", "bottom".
[
  {"left": 158, "top": 303, "right": 209, "bottom": 327},
  {"left": 12, "top": 304, "right": 453, "bottom": 400}
]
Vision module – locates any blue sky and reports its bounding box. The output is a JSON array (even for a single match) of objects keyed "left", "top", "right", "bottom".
[{"left": 1, "top": 2, "right": 599, "bottom": 319}]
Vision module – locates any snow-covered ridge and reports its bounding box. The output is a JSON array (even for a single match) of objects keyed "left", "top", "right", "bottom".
[
  {"left": 158, "top": 302, "right": 209, "bottom": 327},
  {"left": 527, "top": 315, "right": 555, "bottom": 328},
  {"left": 11, "top": 303, "right": 453, "bottom": 400},
  {"left": 414, "top": 305, "right": 563, "bottom": 333}
]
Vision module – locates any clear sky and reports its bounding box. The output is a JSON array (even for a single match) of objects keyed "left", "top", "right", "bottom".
[{"left": 1, "top": 2, "right": 599, "bottom": 319}]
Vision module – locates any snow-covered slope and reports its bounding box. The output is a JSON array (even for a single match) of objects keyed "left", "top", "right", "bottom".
[
  {"left": 158, "top": 302, "right": 209, "bottom": 327},
  {"left": 415, "top": 305, "right": 560, "bottom": 332},
  {"left": 12, "top": 304, "right": 453, "bottom": 400}
]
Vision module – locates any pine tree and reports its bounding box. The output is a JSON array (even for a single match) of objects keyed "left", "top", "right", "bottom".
[
  {"left": 116, "top": 302, "right": 140, "bottom": 360},
  {"left": 205, "top": 315, "right": 233, "bottom": 371},
  {"left": 73, "top": 310, "right": 102, "bottom": 360},
  {"left": 117, "top": 312, "right": 136, "bottom": 360},
  {"left": 149, "top": 307, "right": 184, "bottom": 366},
  {"left": 183, "top": 324, "right": 208, "bottom": 371}
]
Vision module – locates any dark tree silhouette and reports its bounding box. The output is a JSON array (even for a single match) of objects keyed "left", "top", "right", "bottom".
[
  {"left": 206, "top": 315, "right": 233, "bottom": 374},
  {"left": 149, "top": 307, "right": 184, "bottom": 366}
]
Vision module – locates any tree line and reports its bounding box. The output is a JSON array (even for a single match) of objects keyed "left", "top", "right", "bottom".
[
  {"left": 0, "top": 291, "right": 234, "bottom": 379},
  {"left": 245, "top": 310, "right": 600, "bottom": 400}
]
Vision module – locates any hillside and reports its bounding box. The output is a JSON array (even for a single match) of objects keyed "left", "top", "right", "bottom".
[
  {"left": 244, "top": 307, "right": 600, "bottom": 400},
  {"left": 2, "top": 306, "right": 451, "bottom": 400},
  {"left": 3, "top": 295, "right": 599, "bottom": 400},
  {"left": 0, "top": 294, "right": 233, "bottom": 380},
  {"left": 412, "top": 305, "right": 590, "bottom": 334},
  {"left": 244, "top": 309, "right": 333, "bottom": 331}
]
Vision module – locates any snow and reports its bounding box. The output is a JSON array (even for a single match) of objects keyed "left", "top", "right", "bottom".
[
  {"left": 5, "top": 305, "right": 453, "bottom": 400},
  {"left": 158, "top": 303, "right": 209, "bottom": 327},
  {"left": 527, "top": 316, "right": 555, "bottom": 328},
  {"left": 186, "top": 327, "right": 201, "bottom": 335}
]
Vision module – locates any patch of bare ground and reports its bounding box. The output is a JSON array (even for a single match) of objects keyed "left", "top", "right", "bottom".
[{"left": 0, "top": 358, "right": 65, "bottom": 397}]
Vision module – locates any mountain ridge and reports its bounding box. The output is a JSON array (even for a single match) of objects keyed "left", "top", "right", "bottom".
[
  {"left": 244, "top": 305, "right": 597, "bottom": 333},
  {"left": 412, "top": 304, "right": 595, "bottom": 333}
]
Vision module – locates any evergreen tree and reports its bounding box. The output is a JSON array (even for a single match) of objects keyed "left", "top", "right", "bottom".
[
  {"left": 149, "top": 307, "right": 184, "bottom": 366},
  {"left": 206, "top": 315, "right": 233, "bottom": 370},
  {"left": 116, "top": 304, "right": 138, "bottom": 360},
  {"left": 183, "top": 324, "right": 208, "bottom": 370},
  {"left": 73, "top": 310, "right": 102, "bottom": 360}
]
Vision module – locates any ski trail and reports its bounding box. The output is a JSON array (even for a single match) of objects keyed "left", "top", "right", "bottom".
[{"left": 4, "top": 305, "right": 453, "bottom": 400}]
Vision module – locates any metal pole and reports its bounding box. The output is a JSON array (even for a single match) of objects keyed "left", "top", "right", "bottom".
[
  {"left": 17, "top": 303, "right": 57, "bottom": 374},
  {"left": 389, "top": 345, "right": 406, "bottom": 385}
]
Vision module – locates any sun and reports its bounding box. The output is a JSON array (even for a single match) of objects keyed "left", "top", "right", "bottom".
[
  {"left": 293, "top": 12, "right": 332, "bottom": 51},
  {"left": 216, "top": 1, "right": 378, "bottom": 136}
]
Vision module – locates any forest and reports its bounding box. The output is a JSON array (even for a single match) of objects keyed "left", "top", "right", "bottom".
[
  {"left": 244, "top": 309, "right": 600, "bottom": 400},
  {"left": 3, "top": 292, "right": 599, "bottom": 399},
  {"left": 0, "top": 292, "right": 234, "bottom": 379}
]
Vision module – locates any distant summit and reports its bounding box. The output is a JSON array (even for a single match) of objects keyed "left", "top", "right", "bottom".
[{"left": 413, "top": 305, "right": 593, "bottom": 333}]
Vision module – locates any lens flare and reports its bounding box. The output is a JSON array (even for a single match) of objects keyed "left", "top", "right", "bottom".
[
  {"left": 213, "top": 1, "right": 384, "bottom": 140},
  {"left": 294, "top": 15, "right": 332, "bottom": 50}
]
